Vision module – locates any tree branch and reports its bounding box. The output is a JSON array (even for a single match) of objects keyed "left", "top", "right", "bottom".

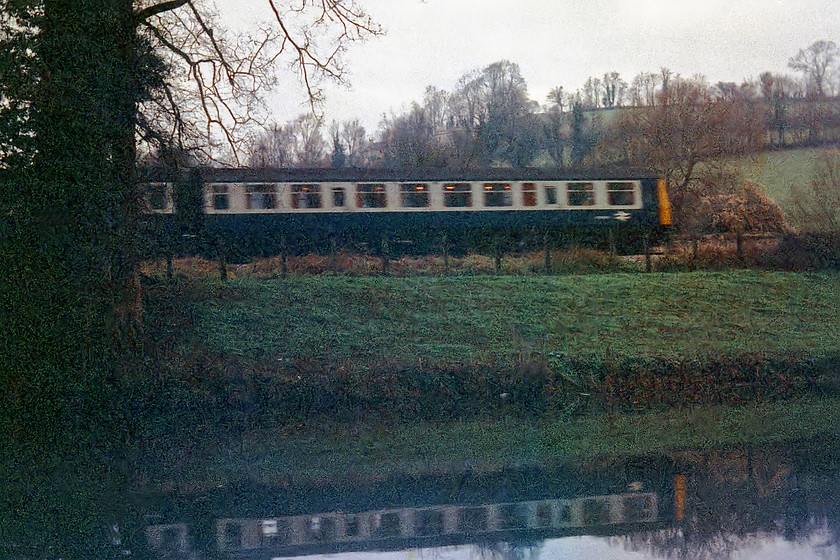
[{"left": 135, "top": 0, "right": 190, "bottom": 23}]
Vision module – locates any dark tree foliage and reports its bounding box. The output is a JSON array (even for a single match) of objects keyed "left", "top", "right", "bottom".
[{"left": 0, "top": 1, "right": 149, "bottom": 556}]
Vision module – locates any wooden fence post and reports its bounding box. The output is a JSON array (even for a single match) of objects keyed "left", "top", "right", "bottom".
[
  {"left": 543, "top": 233, "right": 552, "bottom": 274},
  {"left": 280, "top": 236, "right": 288, "bottom": 278},
  {"left": 219, "top": 255, "right": 228, "bottom": 282},
  {"left": 381, "top": 235, "right": 390, "bottom": 275}
]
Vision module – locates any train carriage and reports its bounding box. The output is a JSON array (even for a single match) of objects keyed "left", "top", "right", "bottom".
[{"left": 140, "top": 167, "right": 672, "bottom": 260}]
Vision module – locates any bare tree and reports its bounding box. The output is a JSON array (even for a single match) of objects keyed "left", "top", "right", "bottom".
[
  {"left": 715, "top": 81, "right": 739, "bottom": 101},
  {"left": 422, "top": 85, "right": 451, "bottom": 132},
  {"left": 612, "top": 75, "right": 767, "bottom": 231},
  {"left": 444, "top": 60, "right": 538, "bottom": 165},
  {"left": 582, "top": 76, "right": 602, "bottom": 108},
  {"left": 629, "top": 71, "right": 662, "bottom": 107},
  {"left": 788, "top": 40, "right": 839, "bottom": 99},
  {"left": 250, "top": 123, "right": 293, "bottom": 167},
  {"left": 546, "top": 86, "right": 566, "bottom": 113},
  {"left": 340, "top": 118, "right": 369, "bottom": 166},
  {"left": 541, "top": 109, "right": 567, "bottom": 167},
  {"left": 602, "top": 71, "right": 627, "bottom": 108},
  {"left": 379, "top": 103, "right": 448, "bottom": 167},
  {"left": 250, "top": 113, "right": 327, "bottom": 167},
  {"left": 759, "top": 72, "right": 804, "bottom": 147},
  {"left": 290, "top": 113, "right": 327, "bottom": 166},
  {"left": 1, "top": 0, "right": 382, "bottom": 347},
  {"left": 788, "top": 149, "right": 840, "bottom": 233}
]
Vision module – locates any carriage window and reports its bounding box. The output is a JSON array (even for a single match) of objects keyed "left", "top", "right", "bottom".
[
  {"left": 498, "top": 504, "right": 529, "bottom": 530},
  {"left": 567, "top": 182, "right": 595, "bottom": 206},
  {"left": 291, "top": 184, "right": 322, "bottom": 209},
  {"left": 372, "top": 512, "right": 401, "bottom": 538},
  {"left": 212, "top": 184, "right": 229, "bottom": 210},
  {"left": 145, "top": 183, "right": 170, "bottom": 211},
  {"left": 416, "top": 510, "right": 444, "bottom": 536},
  {"left": 535, "top": 503, "right": 552, "bottom": 527},
  {"left": 400, "top": 183, "right": 430, "bottom": 208},
  {"left": 484, "top": 183, "right": 512, "bottom": 207},
  {"left": 305, "top": 516, "right": 335, "bottom": 542},
  {"left": 582, "top": 498, "right": 611, "bottom": 526},
  {"left": 332, "top": 187, "right": 346, "bottom": 207},
  {"left": 522, "top": 183, "right": 537, "bottom": 207},
  {"left": 344, "top": 515, "right": 360, "bottom": 538},
  {"left": 607, "top": 182, "right": 636, "bottom": 206},
  {"left": 443, "top": 183, "right": 472, "bottom": 208},
  {"left": 246, "top": 184, "right": 276, "bottom": 210},
  {"left": 357, "top": 184, "right": 387, "bottom": 208},
  {"left": 460, "top": 507, "right": 487, "bottom": 532},
  {"left": 545, "top": 185, "right": 558, "bottom": 205}
]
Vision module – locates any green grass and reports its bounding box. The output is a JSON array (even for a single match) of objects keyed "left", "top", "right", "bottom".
[
  {"left": 185, "top": 270, "right": 840, "bottom": 366},
  {"left": 131, "top": 270, "right": 840, "bottom": 491},
  {"left": 136, "top": 396, "right": 840, "bottom": 491},
  {"left": 730, "top": 147, "right": 826, "bottom": 207}
]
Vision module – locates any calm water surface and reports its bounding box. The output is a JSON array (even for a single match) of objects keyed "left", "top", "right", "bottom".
[{"left": 144, "top": 438, "right": 840, "bottom": 560}]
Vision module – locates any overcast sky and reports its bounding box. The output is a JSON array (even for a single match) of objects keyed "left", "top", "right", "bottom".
[{"left": 216, "top": 0, "right": 840, "bottom": 135}]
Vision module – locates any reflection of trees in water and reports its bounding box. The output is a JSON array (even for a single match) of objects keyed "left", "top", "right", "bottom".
[
  {"left": 617, "top": 446, "right": 840, "bottom": 559},
  {"left": 618, "top": 516, "right": 840, "bottom": 560},
  {"left": 470, "top": 539, "right": 543, "bottom": 560},
  {"left": 617, "top": 526, "right": 759, "bottom": 560},
  {"left": 413, "top": 541, "right": 542, "bottom": 560}
]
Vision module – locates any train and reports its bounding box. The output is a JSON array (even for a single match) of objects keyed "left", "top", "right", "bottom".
[
  {"left": 145, "top": 487, "right": 674, "bottom": 558},
  {"left": 139, "top": 167, "right": 672, "bottom": 261},
  {"left": 140, "top": 459, "right": 685, "bottom": 559}
]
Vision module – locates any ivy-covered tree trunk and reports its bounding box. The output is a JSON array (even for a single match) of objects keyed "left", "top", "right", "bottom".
[{"left": 1, "top": 1, "right": 143, "bottom": 557}]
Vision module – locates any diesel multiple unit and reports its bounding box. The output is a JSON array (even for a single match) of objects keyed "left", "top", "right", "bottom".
[{"left": 141, "top": 167, "right": 672, "bottom": 258}]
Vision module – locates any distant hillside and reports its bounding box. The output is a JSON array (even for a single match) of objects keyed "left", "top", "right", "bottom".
[{"left": 729, "top": 147, "right": 828, "bottom": 216}]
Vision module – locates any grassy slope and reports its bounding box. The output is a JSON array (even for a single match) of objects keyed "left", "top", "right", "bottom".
[
  {"left": 731, "top": 147, "right": 826, "bottom": 206},
  {"left": 138, "top": 270, "right": 840, "bottom": 490},
  {"left": 190, "top": 271, "right": 840, "bottom": 366}
]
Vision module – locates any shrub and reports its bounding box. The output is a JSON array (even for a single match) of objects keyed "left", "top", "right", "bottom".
[{"left": 763, "top": 232, "right": 840, "bottom": 270}]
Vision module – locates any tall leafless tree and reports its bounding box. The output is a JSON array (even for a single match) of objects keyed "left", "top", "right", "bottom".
[
  {"left": 629, "top": 71, "right": 662, "bottom": 107},
  {"left": 602, "top": 71, "right": 627, "bottom": 108},
  {"left": 788, "top": 40, "right": 839, "bottom": 99},
  {"left": 339, "top": 118, "right": 369, "bottom": 166}
]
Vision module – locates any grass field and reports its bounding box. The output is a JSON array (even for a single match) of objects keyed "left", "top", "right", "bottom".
[
  {"left": 181, "top": 270, "right": 840, "bottom": 366},
  {"left": 137, "top": 270, "right": 840, "bottom": 489},
  {"left": 730, "top": 147, "right": 827, "bottom": 208}
]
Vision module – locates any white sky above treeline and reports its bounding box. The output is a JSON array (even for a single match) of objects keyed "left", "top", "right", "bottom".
[{"left": 215, "top": 0, "right": 840, "bottom": 134}]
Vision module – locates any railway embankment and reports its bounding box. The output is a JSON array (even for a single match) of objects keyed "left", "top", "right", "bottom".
[{"left": 130, "top": 269, "right": 840, "bottom": 490}]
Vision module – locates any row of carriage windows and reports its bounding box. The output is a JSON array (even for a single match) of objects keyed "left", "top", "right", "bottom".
[
  {"left": 213, "top": 494, "right": 656, "bottom": 552},
  {"left": 207, "top": 182, "right": 637, "bottom": 211}
]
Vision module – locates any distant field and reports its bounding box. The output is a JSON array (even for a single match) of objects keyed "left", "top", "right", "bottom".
[
  {"left": 183, "top": 270, "right": 840, "bottom": 365},
  {"left": 730, "top": 147, "right": 826, "bottom": 207}
]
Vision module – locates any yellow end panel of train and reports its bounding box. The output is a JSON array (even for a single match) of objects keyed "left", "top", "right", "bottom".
[{"left": 657, "top": 179, "right": 672, "bottom": 226}]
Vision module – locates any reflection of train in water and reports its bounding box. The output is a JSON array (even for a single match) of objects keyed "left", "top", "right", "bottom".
[
  {"left": 144, "top": 473, "right": 686, "bottom": 558},
  {"left": 140, "top": 167, "right": 672, "bottom": 259}
]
